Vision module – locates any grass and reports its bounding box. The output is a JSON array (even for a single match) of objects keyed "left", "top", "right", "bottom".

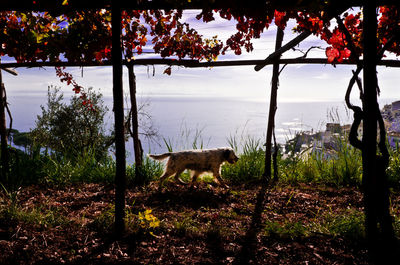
[
  {"left": 222, "top": 135, "right": 265, "bottom": 184},
  {"left": 264, "top": 220, "right": 307, "bottom": 239},
  {"left": 263, "top": 209, "right": 365, "bottom": 241},
  {"left": 4, "top": 124, "right": 400, "bottom": 192},
  {"left": 173, "top": 215, "right": 201, "bottom": 237},
  {"left": 0, "top": 186, "right": 70, "bottom": 228},
  {"left": 308, "top": 209, "right": 365, "bottom": 240}
]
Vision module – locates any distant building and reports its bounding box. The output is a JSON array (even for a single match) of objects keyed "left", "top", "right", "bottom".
[
  {"left": 392, "top": 100, "right": 400, "bottom": 111},
  {"left": 341, "top": 124, "right": 351, "bottom": 134},
  {"left": 326, "top": 123, "right": 341, "bottom": 133}
]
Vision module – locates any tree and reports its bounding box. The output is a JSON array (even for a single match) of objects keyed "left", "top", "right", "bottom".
[{"left": 31, "top": 85, "right": 112, "bottom": 162}]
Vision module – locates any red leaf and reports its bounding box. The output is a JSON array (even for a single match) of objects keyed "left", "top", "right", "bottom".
[
  {"left": 163, "top": 67, "right": 171, "bottom": 75},
  {"left": 274, "top": 10, "right": 287, "bottom": 29},
  {"left": 326, "top": 47, "right": 339, "bottom": 63}
]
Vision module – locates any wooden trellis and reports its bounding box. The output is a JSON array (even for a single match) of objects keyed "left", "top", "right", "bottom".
[{"left": 0, "top": 0, "right": 397, "bottom": 261}]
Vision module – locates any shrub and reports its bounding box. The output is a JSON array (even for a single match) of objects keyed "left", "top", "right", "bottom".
[
  {"left": 41, "top": 150, "right": 115, "bottom": 185},
  {"left": 31, "top": 85, "right": 112, "bottom": 162}
]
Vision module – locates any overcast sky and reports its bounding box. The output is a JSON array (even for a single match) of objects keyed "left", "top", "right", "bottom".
[{"left": 2, "top": 11, "right": 399, "bottom": 104}]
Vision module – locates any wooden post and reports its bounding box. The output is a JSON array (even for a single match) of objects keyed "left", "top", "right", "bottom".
[
  {"left": 362, "top": 0, "right": 378, "bottom": 247},
  {"left": 362, "top": 2, "right": 396, "bottom": 261},
  {"left": 0, "top": 61, "right": 8, "bottom": 183},
  {"left": 127, "top": 64, "right": 143, "bottom": 168},
  {"left": 112, "top": 1, "right": 126, "bottom": 237},
  {"left": 263, "top": 27, "right": 284, "bottom": 182},
  {"left": 363, "top": 0, "right": 386, "bottom": 258}
]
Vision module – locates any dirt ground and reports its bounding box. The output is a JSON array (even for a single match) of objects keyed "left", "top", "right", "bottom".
[{"left": 1, "top": 181, "right": 393, "bottom": 264}]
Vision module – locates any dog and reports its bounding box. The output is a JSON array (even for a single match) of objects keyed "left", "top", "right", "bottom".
[{"left": 148, "top": 147, "right": 239, "bottom": 186}]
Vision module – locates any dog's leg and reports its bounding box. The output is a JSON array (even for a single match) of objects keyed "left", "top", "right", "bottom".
[
  {"left": 174, "top": 169, "right": 187, "bottom": 184},
  {"left": 213, "top": 168, "right": 229, "bottom": 188},
  {"left": 191, "top": 171, "right": 200, "bottom": 185},
  {"left": 159, "top": 167, "right": 175, "bottom": 184}
]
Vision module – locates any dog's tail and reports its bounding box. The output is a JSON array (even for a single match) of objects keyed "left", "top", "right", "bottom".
[{"left": 147, "top": 153, "right": 171, "bottom": 161}]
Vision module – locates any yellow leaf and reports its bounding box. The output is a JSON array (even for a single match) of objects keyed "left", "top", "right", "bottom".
[{"left": 62, "top": 0, "right": 68, "bottom": 6}]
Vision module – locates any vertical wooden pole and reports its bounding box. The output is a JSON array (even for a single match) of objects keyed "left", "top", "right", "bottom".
[
  {"left": 127, "top": 64, "right": 143, "bottom": 168},
  {"left": 363, "top": 2, "right": 396, "bottom": 261},
  {"left": 0, "top": 62, "right": 8, "bottom": 183},
  {"left": 112, "top": 1, "right": 126, "bottom": 237},
  {"left": 263, "top": 27, "right": 284, "bottom": 182},
  {"left": 362, "top": 0, "right": 380, "bottom": 258}
]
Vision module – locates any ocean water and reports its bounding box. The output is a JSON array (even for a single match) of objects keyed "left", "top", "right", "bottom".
[{"left": 7, "top": 93, "right": 359, "bottom": 163}]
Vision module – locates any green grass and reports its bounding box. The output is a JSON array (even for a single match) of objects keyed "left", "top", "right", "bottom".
[
  {"left": 263, "top": 210, "right": 365, "bottom": 240},
  {"left": 264, "top": 220, "right": 307, "bottom": 239},
  {"left": 5, "top": 127, "right": 400, "bottom": 190},
  {"left": 0, "top": 183, "right": 70, "bottom": 228},
  {"left": 308, "top": 209, "right": 365, "bottom": 240},
  {"left": 222, "top": 135, "right": 265, "bottom": 184},
  {"left": 279, "top": 134, "right": 363, "bottom": 187}
]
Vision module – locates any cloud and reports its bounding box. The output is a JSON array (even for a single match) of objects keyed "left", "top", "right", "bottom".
[{"left": 313, "top": 72, "right": 331, "bottom": 80}]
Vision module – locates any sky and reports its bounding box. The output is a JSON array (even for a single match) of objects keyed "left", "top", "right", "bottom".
[{"left": 1, "top": 10, "right": 400, "bottom": 108}]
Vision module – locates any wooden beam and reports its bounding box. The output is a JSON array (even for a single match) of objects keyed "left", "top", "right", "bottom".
[
  {"left": 2, "top": 68, "right": 17, "bottom": 76},
  {"left": 254, "top": 31, "right": 311, "bottom": 71},
  {"left": 2, "top": 58, "right": 400, "bottom": 69}
]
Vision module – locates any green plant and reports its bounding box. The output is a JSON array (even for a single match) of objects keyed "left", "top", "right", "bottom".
[
  {"left": 31, "top": 85, "right": 112, "bottom": 162},
  {"left": 42, "top": 151, "right": 115, "bottom": 185},
  {"left": 309, "top": 209, "right": 365, "bottom": 240},
  {"left": 92, "top": 205, "right": 161, "bottom": 236},
  {"left": 0, "top": 187, "right": 70, "bottom": 228},
  {"left": 264, "top": 220, "right": 307, "bottom": 239},
  {"left": 161, "top": 122, "right": 210, "bottom": 152},
  {"left": 137, "top": 209, "right": 160, "bottom": 235},
  {"left": 127, "top": 156, "right": 164, "bottom": 186},
  {"left": 222, "top": 135, "right": 265, "bottom": 184},
  {"left": 174, "top": 215, "right": 200, "bottom": 236},
  {"left": 387, "top": 148, "right": 400, "bottom": 188},
  {"left": 278, "top": 133, "right": 363, "bottom": 187}
]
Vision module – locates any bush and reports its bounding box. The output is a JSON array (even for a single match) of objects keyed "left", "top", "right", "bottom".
[
  {"left": 42, "top": 151, "right": 115, "bottom": 185},
  {"left": 31, "top": 85, "right": 112, "bottom": 162}
]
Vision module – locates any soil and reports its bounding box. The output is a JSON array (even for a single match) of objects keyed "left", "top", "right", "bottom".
[{"left": 0, "top": 181, "right": 396, "bottom": 264}]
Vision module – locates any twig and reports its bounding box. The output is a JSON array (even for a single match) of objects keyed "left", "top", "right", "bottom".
[
  {"left": 292, "top": 46, "right": 324, "bottom": 59},
  {"left": 42, "top": 234, "right": 48, "bottom": 247}
]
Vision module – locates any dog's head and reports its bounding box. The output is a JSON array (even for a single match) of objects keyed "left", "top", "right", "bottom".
[{"left": 223, "top": 148, "right": 239, "bottom": 164}]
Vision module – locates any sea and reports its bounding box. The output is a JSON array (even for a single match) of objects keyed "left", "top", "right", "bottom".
[{"left": 6, "top": 94, "right": 395, "bottom": 163}]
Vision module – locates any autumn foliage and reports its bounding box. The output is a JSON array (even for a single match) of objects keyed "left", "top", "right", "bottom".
[{"left": 1, "top": 7, "right": 399, "bottom": 72}]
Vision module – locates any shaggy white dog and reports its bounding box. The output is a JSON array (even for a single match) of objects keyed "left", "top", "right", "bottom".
[{"left": 148, "top": 147, "right": 239, "bottom": 186}]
